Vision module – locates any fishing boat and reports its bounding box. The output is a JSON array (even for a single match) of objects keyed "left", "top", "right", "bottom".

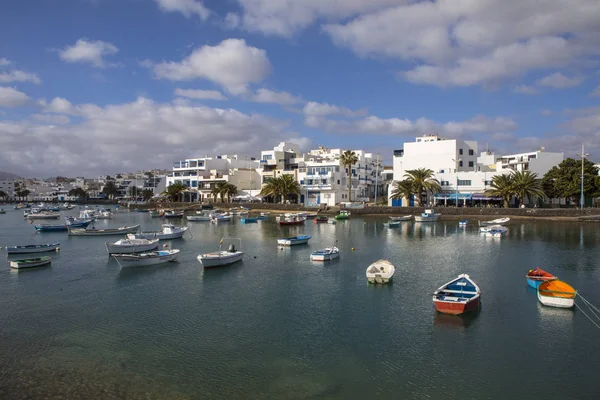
[
  {"left": 35, "top": 220, "right": 91, "bottom": 232},
  {"left": 187, "top": 212, "right": 212, "bottom": 221},
  {"left": 458, "top": 220, "right": 468, "bottom": 226},
  {"left": 366, "top": 259, "right": 396, "bottom": 284},
  {"left": 9, "top": 256, "right": 52, "bottom": 269},
  {"left": 95, "top": 209, "right": 113, "bottom": 219},
  {"left": 278, "top": 215, "right": 306, "bottom": 226},
  {"left": 27, "top": 211, "right": 60, "bottom": 220},
  {"left": 163, "top": 210, "right": 184, "bottom": 219},
  {"left": 68, "top": 225, "right": 140, "bottom": 236},
  {"left": 105, "top": 238, "right": 160, "bottom": 255},
  {"left": 335, "top": 210, "right": 350, "bottom": 220},
  {"left": 479, "top": 217, "right": 510, "bottom": 226},
  {"left": 240, "top": 217, "right": 259, "bottom": 224},
  {"left": 537, "top": 280, "right": 576, "bottom": 308},
  {"left": 414, "top": 209, "right": 440, "bottom": 222},
  {"left": 526, "top": 268, "right": 558, "bottom": 289},
  {"left": 310, "top": 247, "right": 339, "bottom": 261},
  {"left": 130, "top": 224, "right": 188, "bottom": 240},
  {"left": 197, "top": 238, "right": 244, "bottom": 268},
  {"left": 389, "top": 215, "right": 412, "bottom": 222},
  {"left": 211, "top": 213, "right": 232, "bottom": 223},
  {"left": 383, "top": 221, "right": 400, "bottom": 228},
  {"left": 6, "top": 242, "right": 60, "bottom": 254},
  {"left": 314, "top": 216, "right": 329, "bottom": 223},
  {"left": 112, "top": 249, "right": 180, "bottom": 267},
  {"left": 277, "top": 235, "right": 311, "bottom": 246},
  {"left": 432, "top": 274, "right": 481, "bottom": 315}
]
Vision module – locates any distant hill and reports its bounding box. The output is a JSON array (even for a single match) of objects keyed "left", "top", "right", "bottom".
[{"left": 0, "top": 171, "right": 21, "bottom": 180}]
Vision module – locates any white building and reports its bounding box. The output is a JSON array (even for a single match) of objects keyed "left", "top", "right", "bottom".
[
  {"left": 389, "top": 134, "right": 563, "bottom": 207},
  {"left": 0, "top": 180, "right": 15, "bottom": 199},
  {"left": 257, "top": 142, "right": 304, "bottom": 191}
]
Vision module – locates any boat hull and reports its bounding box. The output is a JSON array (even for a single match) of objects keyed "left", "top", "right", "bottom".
[
  {"left": 10, "top": 257, "right": 52, "bottom": 269},
  {"left": 433, "top": 296, "right": 480, "bottom": 315},
  {"left": 414, "top": 216, "right": 440, "bottom": 222},
  {"left": 113, "top": 250, "right": 179, "bottom": 267},
  {"left": 198, "top": 252, "right": 244, "bottom": 268},
  {"left": 527, "top": 278, "right": 548, "bottom": 289},
  {"left": 6, "top": 244, "right": 60, "bottom": 254},
  {"left": 68, "top": 225, "right": 140, "bottom": 236},
  {"left": 277, "top": 238, "right": 310, "bottom": 246},
  {"left": 187, "top": 216, "right": 211, "bottom": 221},
  {"left": 537, "top": 293, "right": 575, "bottom": 308},
  {"left": 106, "top": 242, "right": 160, "bottom": 255}
]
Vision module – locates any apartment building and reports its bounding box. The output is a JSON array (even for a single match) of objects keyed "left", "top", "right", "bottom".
[{"left": 0, "top": 180, "right": 15, "bottom": 199}]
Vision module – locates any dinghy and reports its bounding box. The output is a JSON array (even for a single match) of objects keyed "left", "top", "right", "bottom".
[
  {"left": 479, "top": 217, "right": 510, "bottom": 226},
  {"left": 389, "top": 215, "right": 412, "bottom": 222},
  {"left": 130, "top": 224, "right": 188, "bottom": 240},
  {"left": 277, "top": 235, "right": 311, "bottom": 246},
  {"left": 433, "top": 274, "right": 481, "bottom": 315},
  {"left": 526, "top": 268, "right": 558, "bottom": 289},
  {"left": 310, "top": 247, "right": 339, "bottom": 261},
  {"left": 35, "top": 220, "right": 91, "bottom": 232},
  {"left": 105, "top": 238, "right": 160, "bottom": 255},
  {"left": 113, "top": 249, "right": 180, "bottom": 267},
  {"left": 198, "top": 238, "right": 244, "bottom": 268},
  {"left": 414, "top": 209, "right": 441, "bottom": 222},
  {"left": 278, "top": 215, "right": 306, "bottom": 225},
  {"left": 335, "top": 210, "right": 350, "bottom": 220},
  {"left": 366, "top": 260, "right": 395, "bottom": 284},
  {"left": 9, "top": 256, "right": 52, "bottom": 269},
  {"left": 240, "top": 217, "right": 259, "bottom": 224},
  {"left": 537, "top": 280, "right": 576, "bottom": 308},
  {"left": 6, "top": 242, "right": 60, "bottom": 254},
  {"left": 68, "top": 225, "right": 140, "bottom": 236},
  {"left": 314, "top": 216, "right": 329, "bottom": 223}
]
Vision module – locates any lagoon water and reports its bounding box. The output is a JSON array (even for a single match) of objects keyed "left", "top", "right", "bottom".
[{"left": 1, "top": 208, "right": 599, "bottom": 399}]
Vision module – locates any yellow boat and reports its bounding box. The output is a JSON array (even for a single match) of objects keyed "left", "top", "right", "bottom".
[{"left": 537, "top": 280, "right": 576, "bottom": 308}]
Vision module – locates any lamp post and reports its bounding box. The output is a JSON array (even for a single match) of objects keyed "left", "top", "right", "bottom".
[
  {"left": 374, "top": 154, "right": 380, "bottom": 206},
  {"left": 452, "top": 158, "right": 461, "bottom": 207},
  {"left": 577, "top": 144, "right": 589, "bottom": 209}
]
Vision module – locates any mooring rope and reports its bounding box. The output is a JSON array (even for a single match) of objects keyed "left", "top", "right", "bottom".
[{"left": 574, "top": 301, "right": 600, "bottom": 330}]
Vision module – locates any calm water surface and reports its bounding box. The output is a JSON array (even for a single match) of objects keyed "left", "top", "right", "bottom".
[{"left": 0, "top": 208, "right": 599, "bottom": 399}]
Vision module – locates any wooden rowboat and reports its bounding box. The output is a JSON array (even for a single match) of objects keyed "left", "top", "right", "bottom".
[
  {"left": 537, "top": 280, "right": 576, "bottom": 308},
  {"left": 526, "top": 268, "right": 557, "bottom": 289}
]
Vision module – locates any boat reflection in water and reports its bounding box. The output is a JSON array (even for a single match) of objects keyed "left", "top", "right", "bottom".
[{"left": 433, "top": 308, "right": 481, "bottom": 330}]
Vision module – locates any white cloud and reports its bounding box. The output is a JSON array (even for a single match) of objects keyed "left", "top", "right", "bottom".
[
  {"left": 59, "top": 39, "right": 119, "bottom": 68},
  {"left": 151, "top": 39, "right": 271, "bottom": 95},
  {"left": 536, "top": 72, "right": 584, "bottom": 88},
  {"left": 513, "top": 85, "right": 538, "bottom": 95},
  {"left": 303, "top": 101, "right": 367, "bottom": 117},
  {"left": 251, "top": 88, "right": 302, "bottom": 105},
  {"left": 0, "top": 86, "right": 29, "bottom": 107},
  {"left": 0, "top": 58, "right": 11, "bottom": 67},
  {"left": 174, "top": 88, "right": 227, "bottom": 100},
  {"left": 30, "top": 114, "right": 71, "bottom": 125},
  {"left": 40, "top": 97, "right": 76, "bottom": 115},
  {"left": 0, "top": 69, "right": 41, "bottom": 84},
  {"left": 154, "top": 0, "right": 210, "bottom": 20},
  {"left": 588, "top": 84, "right": 600, "bottom": 97}
]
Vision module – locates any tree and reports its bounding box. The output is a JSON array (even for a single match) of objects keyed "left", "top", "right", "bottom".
[
  {"left": 340, "top": 150, "right": 359, "bottom": 202},
  {"left": 68, "top": 187, "right": 88, "bottom": 199},
  {"left": 390, "top": 180, "right": 415, "bottom": 206},
  {"left": 224, "top": 183, "right": 238, "bottom": 202},
  {"left": 0, "top": 190, "right": 6, "bottom": 201},
  {"left": 485, "top": 174, "right": 514, "bottom": 208},
  {"left": 102, "top": 181, "right": 118, "bottom": 199},
  {"left": 214, "top": 181, "right": 229, "bottom": 203},
  {"left": 142, "top": 189, "right": 154, "bottom": 202},
  {"left": 403, "top": 168, "right": 441, "bottom": 207},
  {"left": 512, "top": 170, "right": 545, "bottom": 207},
  {"left": 210, "top": 185, "right": 221, "bottom": 202},
  {"left": 541, "top": 158, "right": 600, "bottom": 205},
  {"left": 16, "top": 189, "right": 31, "bottom": 201},
  {"left": 278, "top": 174, "right": 301, "bottom": 203},
  {"left": 162, "top": 182, "right": 187, "bottom": 202},
  {"left": 260, "top": 177, "right": 281, "bottom": 203}
]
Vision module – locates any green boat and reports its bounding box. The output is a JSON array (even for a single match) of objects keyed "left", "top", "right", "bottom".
[{"left": 335, "top": 210, "right": 351, "bottom": 220}]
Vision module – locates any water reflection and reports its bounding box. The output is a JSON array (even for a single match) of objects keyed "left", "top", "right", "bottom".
[{"left": 433, "top": 309, "right": 481, "bottom": 330}]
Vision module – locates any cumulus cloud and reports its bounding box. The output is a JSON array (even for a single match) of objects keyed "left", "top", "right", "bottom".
[
  {"left": 513, "top": 85, "right": 538, "bottom": 95},
  {"left": 303, "top": 101, "right": 367, "bottom": 117},
  {"left": 0, "top": 69, "right": 41, "bottom": 84},
  {"left": 151, "top": 39, "right": 271, "bottom": 95},
  {"left": 59, "top": 39, "right": 119, "bottom": 68},
  {"left": 0, "top": 86, "right": 30, "bottom": 107},
  {"left": 251, "top": 88, "right": 302, "bottom": 105},
  {"left": 536, "top": 72, "right": 584, "bottom": 88},
  {"left": 0, "top": 58, "right": 11, "bottom": 67},
  {"left": 154, "top": 0, "right": 210, "bottom": 20},
  {"left": 30, "top": 114, "right": 71, "bottom": 125},
  {"left": 0, "top": 96, "right": 311, "bottom": 176},
  {"left": 174, "top": 88, "right": 227, "bottom": 100}
]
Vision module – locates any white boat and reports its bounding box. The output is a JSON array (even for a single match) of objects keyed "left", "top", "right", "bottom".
[
  {"left": 6, "top": 242, "right": 60, "bottom": 254},
  {"left": 197, "top": 238, "right": 244, "bottom": 268},
  {"left": 68, "top": 225, "right": 140, "bottom": 236},
  {"left": 95, "top": 209, "right": 113, "bottom": 219},
  {"left": 327, "top": 219, "right": 336, "bottom": 224},
  {"left": 479, "top": 217, "right": 510, "bottom": 226},
  {"left": 479, "top": 225, "right": 508, "bottom": 233},
  {"left": 537, "top": 280, "right": 576, "bottom": 308},
  {"left": 414, "top": 209, "right": 441, "bottom": 222},
  {"left": 79, "top": 210, "right": 97, "bottom": 220},
  {"left": 10, "top": 256, "right": 52, "bottom": 269},
  {"left": 26, "top": 211, "right": 60, "bottom": 220},
  {"left": 277, "top": 235, "right": 311, "bottom": 246},
  {"left": 105, "top": 238, "right": 160, "bottom": 254},
  {"left": 113, "top": 249, "right": 180, "bottom": 267},
  {"left": 310, "top": 246, "right": 339, "bottom": 261},
  {"left": 130, "top": 224, "right": 188, "bottom": 240},
  {"left": 187, "top": 212, "right": 212, "bottom": 221},
  {"left": 383, "top": 221, "right": 400, "bottom": 228},
  {"left": 211, "top": 213, "right": 232, "bottom": 223},
  {"left": 389, "top": 215, "right": 412, "bottom": 222},
  {"left": 366, "top": 259, "right": 396, "bottom": 284}
]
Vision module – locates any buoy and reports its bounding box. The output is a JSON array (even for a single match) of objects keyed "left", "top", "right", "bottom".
[{"left": 352, "top": 247, "right": 355, "bottom": 251}]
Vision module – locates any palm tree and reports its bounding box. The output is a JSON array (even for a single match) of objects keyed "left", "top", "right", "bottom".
[
  {"left": 390, "top": 180, "right": 415, "bottom": 206},
  {"left": 214, "top": 181, "right": 229, "bottom": 203},
  {"left": 224, "top": 183, "right": 238, "bottom": 202},
  {"left": 0, "top": 190, "right": 7, "bottom": 201},
  {"left": 278, "top": 174, "right": 301, "bottom": 203},
  {"left": 340, "top": 150, "right": 359, "bottom": 202},
  {"left": 403, "top": 168, "right": 441, "bottom": 207},
  {"left": 260, "top": 177, "right": 281, "bottom": 203},
  {"left": 210, "top": 185, "right": 221, "bottom": 202},
  {"left": 162, "top": 182, "right": 187, "bottom": 202},
  {"left": 142, "top": 189, "right": 154, "bottom": 202},
  {"left": 485, "top": 174, "right": 514, "bottom": 208},
  {"left": 512, "top": 170, "right": 545, "bottom": 207}
]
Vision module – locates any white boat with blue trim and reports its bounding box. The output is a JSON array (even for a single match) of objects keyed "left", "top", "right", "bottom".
[{"left": 277, "top": 235, "right": 311, "bottom": 246}]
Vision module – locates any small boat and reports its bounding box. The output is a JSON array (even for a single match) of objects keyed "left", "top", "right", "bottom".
[
  {"left": 211, "top": 213, "right": 232, "bottom": 223},
  {"left": 198, "top": 238, "right": 244, "bottom": 268},
  {"left": 112, "top": 249, "right": 180, "bottom": 267},
  {"left": 27, "top": 211, "right": 60, "bottom": 220},
  {"left": 149, "top": 210, "right": 163, "bottom": 218},
  {"left": 479, "top": 225, "right": 508, "bottom": 233},
  {"left": 163, "top": 210, "right": 184, "bottom": 219},
  {"left": 9, "top": 256, "right": 52, "bottom": 269},
  {"left": 479, "top": 217, "right": 510, "bottom": 226},
  {"left": 105, "top": 238, "right": 160, "bottom": 255},
  {"left": 366, "top": 259, "right": 396, "bottom": 284},
  {"left": 389, "top": 215, "right": 412, "bottom": 222},
  {"left": 383, "top": 221, "right": 400, "bottom": 228},
  {"left": 310, "top": 247, "right": 339, "bottom": 261},
  {"left": 187, "top": 212, "right": 212, "bottom": 221},
  {"left": 314, "top": 216, "right": 329, "bottom": 223},
  {"left": 68, "top": 225, "right": 140, "bottom": 236},
  {"left": 278, "top": 215, "right": 306, "bottom": 226},
  {"left": 537, "top": 280, "right": 576, "bottom": 308},
  {"left": 6, "top": 242, "right": 60, "bottom": 254},
  {"left": 35, "top": 220, "right": 91, "bottom": 232},
  {"left": 240, "top": 217, "right": 259, "bottom": 224},
  {"left": 432, "top": 274, "right": 481, "bottom": 315},
  {"left": 0, "top": 208, "right": 5, "bottom": 214},
  {"left": 414, "top": 209, "right": 440, "bottom": 222},
  {"left": 458, "top": 220, "right": 468, "bottom": 226},
  {"left": 526, "top": 268, "right": 558, "bottom": 289},
  {"left": 130, "top": 224, "right": 188, "bottom": 240},
  {"left": 327, "top": 219, "right": 336, "bottom": 224},
  {"left": 277, "top": 235, "right": 311, "bottom": 246},
  {"left": 95, "top": 209, "right": 113, "bottom": 219},
  {"left": 335, "top": 210, "right": 350, "bottom": 220}
]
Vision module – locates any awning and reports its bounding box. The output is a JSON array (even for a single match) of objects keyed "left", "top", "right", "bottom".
[
  {"left": 434, "top": 193, "right": 472, "bottom": 200},
  {"left": 472, "top": 194, "right": 502, "bottom": 200}
]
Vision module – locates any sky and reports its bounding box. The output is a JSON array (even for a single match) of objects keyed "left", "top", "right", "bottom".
[{"left": 1, "top": 0, "right": 599, "bottom": 177}]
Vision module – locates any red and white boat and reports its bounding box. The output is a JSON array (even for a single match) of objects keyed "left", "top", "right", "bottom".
[
  {"left": 432, "top": 274, "right": 481, "bottom": 315},
  {"left": 278, "top": 215, "right": 306, "bottom": 226}
]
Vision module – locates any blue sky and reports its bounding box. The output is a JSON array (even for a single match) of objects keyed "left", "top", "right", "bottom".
[{"left": 1, "top": 0, "right": 599, "bottom": 176}]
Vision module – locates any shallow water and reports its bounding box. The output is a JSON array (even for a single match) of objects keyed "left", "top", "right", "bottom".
[{"left": 1, "top": 208, "right": 599, "bottom": 399}]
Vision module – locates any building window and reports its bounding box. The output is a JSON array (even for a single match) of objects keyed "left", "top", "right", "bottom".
[
  {"left": 457, "top": 180, "right": 471, "bottom": 186},
  {"left": 468, "top": 161, "right": 474, "bottom": 167},
  {"left": 440, "top": 169, "right": 444, "bottom": 173},
  {"left": 484, "top": 180, "right": 492, "bottom": 186},
  {"left": 459, "top": 149, "right": 463, "bottom": 155},
  {"left": 262, "top": 154, "right": 272, "bottom": 161},
  {"left": 192, "top": 181, "right": 198, "bottom": 187},
  {"left": 468, "top": 149, "right": 474, "bottom": 156},
  {"left": 459, "top": 161, "right": 463, "bottom": 167},
  {"left": 337, "top": 180, "right": 340, "bottom": 184}
]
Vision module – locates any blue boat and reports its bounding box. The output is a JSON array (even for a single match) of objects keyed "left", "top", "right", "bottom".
[
  {"left": 525, "top": 268, "right": 557, "bottom": 289},
  {"left": 240, "top": 217, "right": 258, "bottom": 224},
  {"left": 277, "top": 235, "right": 311, "bottom": 246},
  {"left": 35, "top": 220, "right": 92, "bottom": 232}
]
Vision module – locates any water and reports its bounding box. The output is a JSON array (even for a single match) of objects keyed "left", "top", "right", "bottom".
[{"left": 1, "top": 208, "right": 599, "bottom": 399}]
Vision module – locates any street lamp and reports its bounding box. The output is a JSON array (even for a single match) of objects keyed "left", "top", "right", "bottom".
[
  {"left": 577, "top": 144, "right": 589, "bottom": 209},
  {"left": 374, "top": 154, "right": 380, "bottom": 206},
  {"left": 452, "top": 158, "right": 461, "bottom": 207}
]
